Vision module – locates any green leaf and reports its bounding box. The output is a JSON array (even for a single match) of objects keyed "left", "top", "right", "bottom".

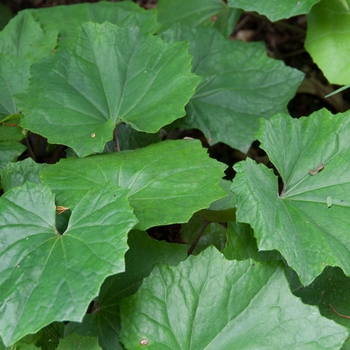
[
  {"left": 0, "top": 140, "right": 26, "bottom": 173},
  {"left": 161, "top": 26, "right": 304, "bottom": 152},
  {"left": 181, "top": 215, "right": 227, "bottom": 254},
  {"left": 231, "top": 109, "right": 350, "bottom": 285},
  {"left": 119, "top": 246, "right": 347, "bottom": 349},
  {"left": 292, "top": 266, "right": 350, "bottom": 336},
  {"left": 306, "top": 0, "right": 350, "bottom": 84},
  {"left": 223, "top": 222, "right": 282, "bottom": 262},
  {"left": 198, "top": 179, "right": 236, "bottom": 222},
  {"left": 0, "top": 182, "right": 138, "bottom": 346},
  {"left": 156, "top": 0, "right": 226, "bottom": 32},
  {"left": 0, "top": 11, "right": 57, "bottom": 59},
  {"left": 0, "top": 55, "right": 31, "bottom": 119},
  {"left": 0, "top": 4, "right": 13, "bottom": 31},
  {"left": 57, "top": 333, "right": 101, "bottom": 350},
  {"left": 29, "top": 2, "right": 159, "bottom": 48},
  {"left": 65, "top": 230, "right": 187, "bottom": 350},
  {"left": 1, "top": 158, "right": 45, "bottom": 192},
  {"left": 227, "top": 0, "right": 321, "bottom": 22},
  {"left": 41, "top": 140, "right": 226, "bottom": 230},
  {"left": 17, "top": 23, "right": 200, "bottom": 157}
]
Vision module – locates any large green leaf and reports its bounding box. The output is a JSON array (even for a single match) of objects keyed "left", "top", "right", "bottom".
[
  {"left": 57, "top": 333, "right": 101, "bottom": 350},
  {"left": 161, "top": 25, "right": 304, "bottom": 152},
  {"left": 0, "top": 55, "right": 31, "bottom": 119},
  {"left": 41, "top": 140, "right": 226, "bottom": 230},
  {"left": 29, "top": 2, "right": 159, "bottom": 48},
  {"left": 0, "top": 11, "right": 57, "bottom": 59},
  {"left": 231, "top": 109, "right": 350, "bottom": 285},
  {"left": 156, "top": 0, "right": 226, "bottom": 32},
  {"left": 306, "top": 0, "right": 350, "bottom": 84},
  {"left": 227, "top": 0, "right": 321, "bottom": 22},
  {"left": 17, "top": 23, "right": 200, "bottom": 157},
  {"left": 0, "top": 182, "right": 138, "bottom": 346},
  {"left": 65, "top": 230, "right": 187, "bottom": 350},
  {"left": 119, "top": 246, "right": 347, "bottom": 349}
]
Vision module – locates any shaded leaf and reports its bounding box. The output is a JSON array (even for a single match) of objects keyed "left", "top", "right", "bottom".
[
  {"left": 57, "top": 333, "right": 101, "bottom": 350},
  {"left": 0, "top": 182, "right": 138, "bottom": 346},
  {"left": 223, "top": 221, "right": 282, "bottom": 261},
  {"left": 161, "top": 25, "right": 304, "bottom": 152},
  {"left": 156, "top": 0, "right": 225, "bottom": 32},
  {"left": 0, "top": 140, "right": 26, "bottom": 173},
  {"left": 30, "top": 2, "right": 159, "bottom": 48},
  {"left": 231, "top": 109, "right": 350, "bottom": 285},
  {"left": 227, "top": 0, "right": 321, "bottom": 22},
  {"left": 2, "top": 158, "right": 45, "bottom": 192},
  {"left": 41, "top": 140, "right": 226, "bottom": 230},
  {"left": 65, "top": 230, "right": 187, "bottom": 350},
  {"left": 17, "top": 23, "right": 200, "bottom": 157},
  {"left": 0, "top": 4, "right": 13, "bottom": 30},
  {"left": 119, "top": 246, "right": 347, "bottom": 349},
  {"left": 306, "top": 0, "right": 350, "bottom": 84}
]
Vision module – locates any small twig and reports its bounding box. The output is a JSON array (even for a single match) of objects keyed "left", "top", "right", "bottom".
[
  {"left": 187, "top": 219, "right": 210, "bottom": 256},
  {"left": 329, "top": 304, "right": 350, "bottom": 320},
  {"left": 24, "top": 136, "right": 36, "bottom": 162},
  {"left": 113, "top": 127, "right": 120, "bottom": 152}
]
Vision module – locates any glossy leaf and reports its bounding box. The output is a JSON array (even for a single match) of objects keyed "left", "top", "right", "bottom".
[
  {"left": 119, "top": 246, "right": 347, "bottom": 349},
  {"left": 157, "top": 0, "right": 225, "bottom": 32},
  {"left": 41, "top": 140, "right": 226, "bottom": 230},
  {"left": 29, "top": 2, "right": 159, "bottom": 48},
  {"left": 0, "top": 182, "right": 138, "bottom": 346},
  {"left": 65, "top": 230, "right": 187, "bottom": 350},
  {"left": 161, "top": 25, "right": 304, "bottom": 152},
  {"left": 17, "top": 23, "right": 200, "bottom": 157},
  {"left": 306, "top": 0, "right": 350, "bottom": 84},
  {"left": 232, "top": 109, "right": 350, "bottom": 285},
  {"left": 227, "top": 0, "right": 321, "bottom": 22}
]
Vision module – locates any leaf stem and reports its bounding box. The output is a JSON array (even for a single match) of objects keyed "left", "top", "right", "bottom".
[
  {"left": 113, "top": 127, "right": 120, "bottom": 152},
  {"left": 329, "top": 304, "right": 350, "bottom": 320},
  {"left": 187, "top": 219, "right": 210, "bottom": 255}
]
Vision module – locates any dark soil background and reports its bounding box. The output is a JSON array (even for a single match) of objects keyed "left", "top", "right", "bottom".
[{"left": 1, "top": 0, "right": 350, "bottom": 242}]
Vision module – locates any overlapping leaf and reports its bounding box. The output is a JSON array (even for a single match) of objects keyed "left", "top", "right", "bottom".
[
  {"left": 232, "top": 109, "right": 350, "bottom": 285},
  {"left": 41, "top": 140, "right": 226, "bottom": 230},
  {"left": 227, "top": 0, "right": 321, "bottom": 22},
  {"left": 17, "top": 23, "right": 200, "bottom": 157},
  {"left": 65, "top": 231, "right": 187, "bottom": 350},
  {"left": 119, "top": 246, "right": 347, "bottom": 349},
  {"left": 306, "top": 0, "right": 350, "bottom": 84},
  {"left": 29, "top": 1, "right": 159, "bottom": 47},
  {"left": 156, "top": 0, "right": 226, "bottom": 32},
  {"left": 161, "top": 25, "right": 304, "bottom": 152},
  {"left": 0, "top": 140, "right": 26, "bottom": 174},
  {"left": 0, "top": 182, "right": 138, "bottom": 346}
]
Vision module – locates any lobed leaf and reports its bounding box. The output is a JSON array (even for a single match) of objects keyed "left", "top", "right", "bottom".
[
  {"left": 29, "top": 1, "right": 160, "bottom": 48},
  {"left": 65, "top": 230, "right": 187, "bottom": 350},
  {"left": 41, "top": 140, "right": 226, "bottom": 230},
  {"left": 119, "top": 246, "right": 347, "bottom": 349},
  {"left": 0, "top": 182, "right": 138, "bottom": 346},
  {"left": 232, "top": 109, "right": 350, "bottom": 285},
  {"left": 17, "top": 23, "right": 200, "bottom": 157},
  {"left": 161, "top": 25, "right": 304, "bottom": 152}
]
